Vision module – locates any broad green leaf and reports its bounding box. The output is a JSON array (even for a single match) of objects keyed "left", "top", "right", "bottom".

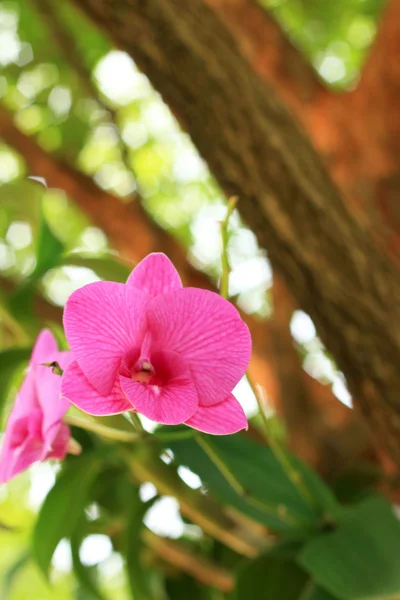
[
  {"left": 164, "top": 431, "right": 339, "bottom": 533},
  {"left": 299, "top": 496, "right": 400, "bottom": 599},
  {"left": 232, "top": 554, "right": 308, "bottom": 600},
  {"left": 32, "top": 204, "right": 64, "bottom": 279},
  {"left": 32, "top": 454, "right": 102, "bottom": 577},
  {"left": 333, "top": 466, "right": 380, "bottom": 504},
  {"left": 92, "top": 466, "right": 135, "bottom": 514},
  {"left": 0, "top": 347, "right": 30, "bottom": 421},
  {"left": 70, "top": 523, "right": 107, "bottom": 600},
  {"left": 304, "top": 586, "right": 339, "bottom": 600},
  {"left": 62, "top": 252, "right": 131, "bottom": 283}
]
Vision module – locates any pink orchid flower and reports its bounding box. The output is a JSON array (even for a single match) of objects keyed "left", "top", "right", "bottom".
[
  {"left": 0, "top": 329, "right": 72, "bottom": 483},
  {"left": 62, "top": 253, "right": 251, "bottom": 434}
]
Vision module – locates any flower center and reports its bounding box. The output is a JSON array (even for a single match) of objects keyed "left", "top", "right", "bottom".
[{"left": 131, "top": 357, "right": 155, "bottom": 384}]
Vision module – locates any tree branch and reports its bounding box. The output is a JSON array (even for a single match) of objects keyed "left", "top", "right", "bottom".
[
  {"left": 205, "top": 0, "right": 400, "bottom": 221},
  {"left": 201, "top": 0, "right": 362, "bottom": 197},
  {"left": 143, "top": 529, "right": 234, "bottom": 591},
  {"left": 346, "top": 1, "right": 400, "bottom": 253},
  {"left": 72, "top": 0, "right": 400, "bottom": 467},
  {"left": 204, "top": 0, "right": 325, "bottom": 113},
  {"left": 354, "top": 0, "right": 400, "bottom": 167}
]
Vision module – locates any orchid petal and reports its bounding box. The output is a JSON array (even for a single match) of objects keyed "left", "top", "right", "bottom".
[
  {"left": 36, "top": 350, "right": 72, "bottom": 435},
  {"left": 30, "top": 328, "right": 58, "bottom": 366},
  {"left": 126, "top": 253, "right": 182, "bottom": 298},
  {"left": 0, "top": 436, "right": 43, "bottom": 483},
  {"left": 63, "top": 281, "right": 147, "bottom": 394},
  {"left": 44, "top": 422, "right": 71, "bottom": 460},
  {"left": 61, "top": 360, "right": 132, "bottom": 416},
  {"left": 185, "top": 394, "right": 247, "bottom": 434},
  {"left": 7, "top": 369, "right": 38, "bottom": 425},
  {"left": 0, "top": 411, "right": 43, "bottom": 483},
  {"left": 147, "top": 288, "right": 251, "bottom": 405}
]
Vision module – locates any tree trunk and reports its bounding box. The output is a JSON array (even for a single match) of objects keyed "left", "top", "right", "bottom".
[{"left": 73, "top": 0, "right": 400, "bottom": 466}]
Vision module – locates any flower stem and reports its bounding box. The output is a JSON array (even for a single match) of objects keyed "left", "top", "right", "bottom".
[
  {"left": 250, "top": 379, "right": 318, "bottom": 510},
  {"left": 220, "top": 196, "right": 237, "bottom": 299},
  {"left": 64, "top": 415, "right": 142, "bottom": 443},
  {"left": 129, "top": 412, "right": 145, "bottom": 432},
  {"left": 196, "top": 435, "right": 299, "bottom": 525},
  {"left": 196, "top": 435, "right": 246, "bottom": 497}
]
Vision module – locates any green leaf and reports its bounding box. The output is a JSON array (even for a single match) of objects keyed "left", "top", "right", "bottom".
[
  {"left": 0, "top": 347, "right": 30, "bottom": 421},
  {"left": 8, "top": 202, "right": 64, "bottom": 323},
  {"left": 124, "top": 488, "right": 154, "bottom": 600},
  {"left": 299, "top": 496, "right": 400, "bottom": 599},
  {"left": 70, "top": 524, "right": 107, "bottom": 600},
  {"left": 303, "top": 586, "right": 339, "bottom": 600},
  {"left": 232, "top": 554, "right": 308, "bottom": 600},
  {"left": 333, "top": 466, "right": 380, "bottom": 504},
  {"left": 164, "top": 431, "right": 338, "bottom": 533},
  {"left": 62, "top": 252, "right": 131, "bottom": 283},
  {"left": 32, "top": 454, "right": 102, "bottom": 577},
  {"left": 32, "top": 203, "right": 64, "bottom": 279},
  {"left": 6, "top": 284, "right": 36, "bottom": 328},
  {"left": 165, "top": 574, "right": 212, "bottom": 600}
]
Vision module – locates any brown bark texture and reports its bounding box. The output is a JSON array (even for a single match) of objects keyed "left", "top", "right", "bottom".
[
  {"left": 193, "top": 0, "right": 400, "bottom": 256},
  {"left": 72, "top": 0, "right": 400, "bottom": 466}
]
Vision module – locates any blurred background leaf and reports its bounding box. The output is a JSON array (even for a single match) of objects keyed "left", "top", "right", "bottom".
[
  {"left": 163, "top": 431, "right": 339, "bottom": 534},
  {"left": 32, "top": 453, "right": 102, "bottom": 577},
  {"left": 299, "top": 496, "right": 400, "bottom": 600},
  {"left": 232, "top": 553, "right": 308, "bottom": 600}
]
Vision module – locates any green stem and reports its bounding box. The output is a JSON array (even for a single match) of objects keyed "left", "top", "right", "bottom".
[
  {"left": 129, "top": 412, "right": 145, "bottom": 432},
  {"left": 64, "top": 414, "right": 142, "bottom": 443},
  {"left": 196, "top": 435, "right": 245, "bottom": 497},
  {"left": 196, "top": 435, "right": 298, "bottom": 525},
  {"left": 220, "top": 196, "right": 237, "bottom": 299},
  {"left": 249, "top": 378, "right": 318, "bottom": 510},
  {"left": 217, "top": 209, "right": 311, "bottom": 522},
  {"left": 124, "top": 445, "right": 267, "bottom": 557}
]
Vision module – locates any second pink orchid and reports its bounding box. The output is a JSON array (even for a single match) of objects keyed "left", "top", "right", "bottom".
[
  {"left": 62, "top": 253, "right": 251, "bottom": 434},
  {"left": 0, "top": 329, "right": 72, "bottom": 483}
]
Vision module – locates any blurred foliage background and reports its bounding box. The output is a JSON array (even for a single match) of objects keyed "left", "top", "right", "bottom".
[{"left": 0, "top": 0, "right": 392, "bottom": 598}]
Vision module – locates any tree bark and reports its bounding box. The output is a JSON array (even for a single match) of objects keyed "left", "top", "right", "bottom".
[
  {"left": 200, "top": 0, "right": 400, "bottom": 244},
  {"left": 73, "top": 0, "right": 400, "bottom": 466},
  {"left": 204, "top": 0, "right": 324, "bottom": 112}
]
